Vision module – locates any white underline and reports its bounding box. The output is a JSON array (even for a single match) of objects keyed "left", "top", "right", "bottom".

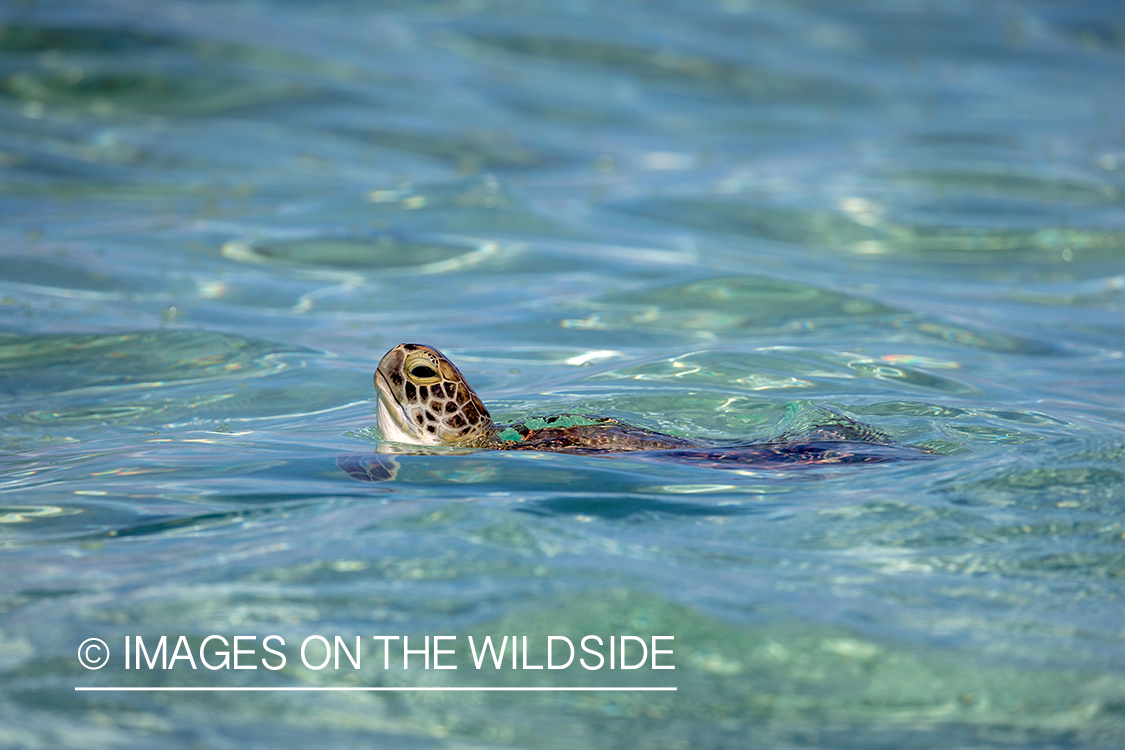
[{"left": 75, "top": 686, "right": 676, "bottom": 692}]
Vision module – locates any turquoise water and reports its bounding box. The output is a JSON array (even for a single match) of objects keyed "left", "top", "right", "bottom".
[{"left": 2, "top": 1, "right": 1125, "bottom": 747}]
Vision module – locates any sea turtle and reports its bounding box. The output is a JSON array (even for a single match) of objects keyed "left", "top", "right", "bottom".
[{"left": 339, "top": 343, "right": 933, "bottom": 481}]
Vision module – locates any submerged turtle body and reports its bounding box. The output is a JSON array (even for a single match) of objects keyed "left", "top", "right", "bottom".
[{"left": 367, "top": 343, "right": 933, "bottom": 467}]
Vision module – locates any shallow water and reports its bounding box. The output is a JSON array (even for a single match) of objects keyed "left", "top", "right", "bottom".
[{"left": 2, "top": 1, "right": 1124, "bottom": 747}]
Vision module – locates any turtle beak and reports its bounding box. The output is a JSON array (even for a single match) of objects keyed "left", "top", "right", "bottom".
[
  {"left": 374, "top": 368, "right": 415, "bottom": 440},
  {"left": 374, "top": 368, "right": 393, "bottom": 400}
]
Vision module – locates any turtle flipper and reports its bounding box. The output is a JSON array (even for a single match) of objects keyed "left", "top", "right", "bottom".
[
  {"left": 772, "top": 401, "right": 895, "bottom": 445},
  {"left": 336, "top": 453, "right": 400, "bottom": 482}
]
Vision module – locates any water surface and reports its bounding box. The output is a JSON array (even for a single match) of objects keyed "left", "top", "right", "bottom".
[{"left": 2, "top": 1, "right": 1124, "bottom": 748}]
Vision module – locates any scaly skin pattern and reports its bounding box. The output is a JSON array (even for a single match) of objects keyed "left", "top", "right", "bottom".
[
  {"left": 371, "top": 343, "right": 932, "bottom": 463},
  {"left": 374, "top": 343, "right": 496, "bottom": 448}
]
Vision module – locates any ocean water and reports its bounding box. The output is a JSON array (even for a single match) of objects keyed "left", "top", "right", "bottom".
[{"left": 2, "top": 0, "right": 1124, "bottom": 747}]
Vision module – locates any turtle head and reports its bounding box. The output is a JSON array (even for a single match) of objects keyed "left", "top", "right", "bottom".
[{"left": 374, "top": 343, "right": 495, "bottom": 447}]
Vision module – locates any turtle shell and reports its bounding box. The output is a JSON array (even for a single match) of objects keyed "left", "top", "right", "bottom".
[
  {"left": 495, "top": 414, "right": 703, "bottom": 454},
  {"left": 491, "top": 413, "right": 931, "bottom": 463}
]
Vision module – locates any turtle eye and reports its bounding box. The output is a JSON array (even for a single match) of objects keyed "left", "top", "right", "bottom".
[{"left": 406, "top": 361, "right": 442, "bottom": 384}]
